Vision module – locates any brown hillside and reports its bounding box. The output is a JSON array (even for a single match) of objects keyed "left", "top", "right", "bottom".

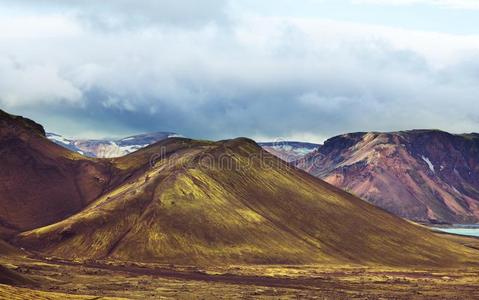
[{"left": 0, "top": 109, "right": 119, "bottom": 232}]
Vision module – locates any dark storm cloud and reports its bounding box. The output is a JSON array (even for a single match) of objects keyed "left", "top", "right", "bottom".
[{"left": 0, "top": 2, "right": 479, "bottom": 141}]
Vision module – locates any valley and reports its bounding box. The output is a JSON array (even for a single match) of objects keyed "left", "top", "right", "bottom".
[{"left": 2, "top": 249, "right": 479, "bottom": 299}]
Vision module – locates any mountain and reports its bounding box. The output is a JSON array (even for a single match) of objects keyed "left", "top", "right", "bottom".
[
  {"left": 2, "top": 109, "right": 478, "bottom": 268},
  {"left": 47, "top": 132, "right": 181, "bottom": 158},
  {"left": 295, "top": 130, "right": 479, "bottom": 224},
  {"left": 12, "top": 147, "right": 477, "bottom": 265},
  {"left": 0, "top": 109, "right": 124, "bottom": 233},
  {"left": 259, "top": 141, "right": 320, "bottom": 162}
]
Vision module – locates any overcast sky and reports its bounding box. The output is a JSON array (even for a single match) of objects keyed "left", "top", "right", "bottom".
[{"left": 1, "top": 0, "right": 478, "bottom": 142}]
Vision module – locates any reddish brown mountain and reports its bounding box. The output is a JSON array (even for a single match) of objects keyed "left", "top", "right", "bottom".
[
  {"left": 295, "top": 130, "right": 479, "bottom": 224},
  {"left": 0, "top": 109, "right": 120, "bottom": 233}
]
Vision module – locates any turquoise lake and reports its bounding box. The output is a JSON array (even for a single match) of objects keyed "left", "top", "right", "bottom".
[{"left": 434, "top": 226, "right": 479, "bottom": 237}]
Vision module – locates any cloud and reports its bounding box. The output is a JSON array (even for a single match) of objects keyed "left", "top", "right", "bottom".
[
  {"left": 0, "top": 58, "right": 82, "bottom": 107},
  {"left": 353, "top": 0, "right": 479, "bottom": 10},
  {"left": 1, "top": 0, "right": 229, "bottom": 29},
  {"left": 0, "top": 3, "right": 479, "bottom": 142}
]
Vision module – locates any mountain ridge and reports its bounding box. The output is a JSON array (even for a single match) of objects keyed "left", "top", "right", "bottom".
[
  {"left": 47, "top": 131, "right": 181, "bottom": 158},
  {"left": 259, "top": 141, "right": 320, "bottom": 162},
  {"left": 295, "top": 129, "right": 479, "bottom": 224}
]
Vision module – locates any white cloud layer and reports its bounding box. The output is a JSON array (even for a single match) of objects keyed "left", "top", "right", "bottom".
[
  {"left": 353, "top": 0, "right": 479, "bottom": 9},
  {"left": 0, "top": 58, "right": 82, "bottom": 107},
  {"left": 0, "top": 1, "right": 478, "bottom": 141}
]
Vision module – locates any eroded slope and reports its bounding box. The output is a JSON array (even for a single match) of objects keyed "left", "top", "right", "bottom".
[
  {"left": 0, "top": 110, "right": 119, "bottom": 232},
  {"left": 296, "top": 131, "right": 479, "bottom": 223}
]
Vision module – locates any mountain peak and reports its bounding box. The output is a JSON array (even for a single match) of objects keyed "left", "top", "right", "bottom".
[{"left": 0, "top": 109, "right": 45, "bottom": 137}]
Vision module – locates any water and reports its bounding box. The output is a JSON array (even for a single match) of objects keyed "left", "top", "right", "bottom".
[{"left": 433, "top": 225, "right": 479, "bottom": 237}]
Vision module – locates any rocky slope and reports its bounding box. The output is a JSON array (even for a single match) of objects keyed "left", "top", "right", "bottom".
[
  {"left": 259, "top": 141, "right": 320, "bottom": 162},
  {"left": 295, "top": 130, "right": 479, "bottom": 224},
  {"left": 47, "top": 132, "right": 180, "bottom": 158},
  {"left": 0, "top": 110, "right": 132, "bottom": 233}
]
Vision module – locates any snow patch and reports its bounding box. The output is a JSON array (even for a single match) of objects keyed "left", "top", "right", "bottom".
[
  {"left": 452, "top": 186, "right": 461, "bottom": 194},
  {"left": 119, "top": 144, "right": 149, "bottom": 153},
  {"left": 271, "top": 145, "right": 316, "bottom": 156},
  {"left": 421, "top": 155, "right": 435, "bottom": 173},
  {"left": 120, "top": 137, "right": 135, "bottom": 141},
  {"left": 48, "top": 134, "right": 71, "bottom": 145},
  {"left": 292, "top": 147, "right": 316, "bottom": 155}
]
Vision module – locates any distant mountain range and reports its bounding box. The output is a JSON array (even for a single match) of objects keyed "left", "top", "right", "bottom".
[
  {"left": 47, "top": 132, "right": 181, "bottom": 158},
  {"left": 294, "top": 130, "right": 479, "bottom": 224},
  {"left": 47, "top": 134, "right": 320, "bottom": 161},
  {"left": 258, "top": 141, "right": 320, "bottom": 162}
]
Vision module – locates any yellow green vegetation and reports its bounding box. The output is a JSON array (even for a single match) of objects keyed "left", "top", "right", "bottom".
[
  {"left": 15, "top": 138, "right": 479, "bottom": 267},
  {"left": 1, "top": 256, "right": 479, "bottom": 299},
  {"left": 0, "top": 284, "right": 126, "bottom": 300}
]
